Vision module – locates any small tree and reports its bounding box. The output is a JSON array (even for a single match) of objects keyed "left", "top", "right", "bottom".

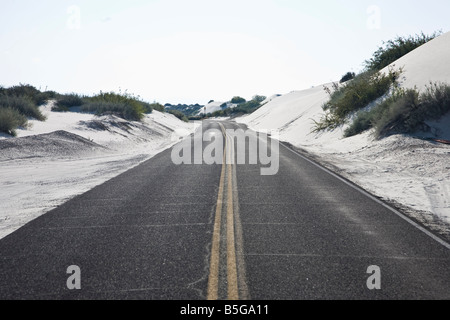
[
  {"left": 252, "top": 95, "right": 267, "bottom": 103},
  {"left": 231, "top": 96, "right": 246, "bottom": 104},
  {"left": 340, "top": 72, "right": 356, "bottom": 83}
]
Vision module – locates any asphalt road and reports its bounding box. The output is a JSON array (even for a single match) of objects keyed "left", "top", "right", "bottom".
[{"left": 0, "top": 120, "right": 449, "bottom": 300}]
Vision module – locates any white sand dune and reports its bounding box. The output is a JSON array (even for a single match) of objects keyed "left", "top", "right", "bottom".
[
  {"left": 384, "top": 31, "right": 450, "bottom": 92},
  {"left": 198, "top": 100, "right": 239, "bottom": 115},
  {"left": 198, "top": 101, "right": 226, "bottom": 115},
  {"left": 0, "top": 103, "right": 197, "bottom": 239},
  {"left": 237, "top": 32, "right": 450, "bottom": 235}
]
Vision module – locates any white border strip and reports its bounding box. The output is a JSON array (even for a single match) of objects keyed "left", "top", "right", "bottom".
[{"left": 280, "top": 142, "right": 450, "bottom": 250}]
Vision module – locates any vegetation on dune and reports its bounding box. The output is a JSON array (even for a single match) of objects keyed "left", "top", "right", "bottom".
[
  {"left": 81, "top": 91, "right": 152, "bottom": 121},
  {"left": 230, "top": 96, "right": 247, "bottom": 104},
  {"left": 0, "top": 84, "right": 167, "bottom": 136},
  {"left": 0, "top": 84, "right": 50, "bottom": 136},
  {"left": 52, "top": 93, "right": 85, "bottom": 111},
  {"left": 164, "top": 103, "right": 204, "bottom": 116},
  {"left": 148, "top": 103, "right": 165, "bottom": 113},
  {"left": 53, "top": 90, "right": 166, "bottom": 119},
  {"left": 340, "top": 72, "right": 356, "bottom": 83},
  {"left": 202, "top": 95, "right": 267, "bottom": 119},
  {"left": 0, "top": 95, "right": 46, "bottom": 121},
  {"left": 181, "top": 95, "right": 266, "bottom": 120},
  {"left": 313, "top": 67, "right": 402, "bottom": 132},
  {"left": 315, "top": 31, "right": 446, "bottom": 139},
  {"left": 0, "top": 84, "right": 54, "bottom": 107},
  {"left": 168, "top": 109, "right": 189, "bottom": 122},
  {"left": 232, "top": 95, "right": 266, "bottom": 114},
  {"left": 364, "top": 31, "right": 441, "bottom": 72},
  {"left": 345, "top": 82, "right": 450, "bottom": 138},
  {"left": 0, "top": 107, "right": 28, "bottom": 136}
]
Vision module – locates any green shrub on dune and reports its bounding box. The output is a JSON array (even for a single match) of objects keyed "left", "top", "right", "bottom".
[
  {"left": 345, "top": 82, "right": 450, "bottom": 138},
  {"left": 315, "top": 31, "right": 445, "bottom": 139},
  {"left": 81, "top": 91, "right": 148, "bottom": 121},
  {"left": 0, "top": 107, "right": 28, "bottom": 136}
]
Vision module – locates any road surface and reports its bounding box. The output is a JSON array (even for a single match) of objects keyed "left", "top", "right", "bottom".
[{"left": 0, "top": 121, "right": 449, "bottom": 300}]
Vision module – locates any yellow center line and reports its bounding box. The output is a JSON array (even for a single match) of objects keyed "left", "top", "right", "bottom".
[
  {"left": 226, "top": 133, "right": 239, "bottom": 300},
  {"left": 207, "top": 123, "right": 240, "bottom": 300},
  {"left": 206, "top": 125, "right": 226, "bottom": 300}
]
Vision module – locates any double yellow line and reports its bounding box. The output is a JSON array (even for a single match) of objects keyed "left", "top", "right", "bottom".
[{"left": 207, "top": 123, "right": 245, "bottom": 300}]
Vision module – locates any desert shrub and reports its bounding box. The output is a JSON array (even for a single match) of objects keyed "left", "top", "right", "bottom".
[
  {"left": 231, "top": 96, "right": 246, "bottom": 104},
  {"left": 36, "top": 91, "right": 56, "bottom": 105},
  {"left": 233, "top": 100, "right": 261, "bottom": 114},
  {"left": 375, "top": 83, "right": 450, "bottom": 137},
  {"left": 0, "top": 95, "right": 46, "bottom": 121},
  {"left": 343, "top": 111, "right": 373, "bottom": 137},
  {"left": 419, "top": 82, "right": 450, "bottom": 119},
  {"left": 324, "top": 68, "right": 401, "bottom": 117},
  {"left": 165, "top": 103, "right": 203, "bottom": 116},
  {"left": 81, "top": 91, "right": 146, "bottom": 121},
  {"left": 365, "top": 32, "right": 441, "bottom": 71},
  {"left": 312, "top": 112, "right": 342, "bottom": 132},
  {"left": 168, "top": 110, "right": 189, "bottom": 122},
  {"left": 188, "top": 115, "right": 205, "bottom": 121},
  {"left": 345, "top": 83, "right": 450, "bottom": 138},
  {"left": 0, "top": 107, "right": 28, "bottom": 136},
  {"left": 340, "top": 72, "right": 356, "bottom": 83},
  {"left": 315, "top": 67, "right": 401, "bottom": 131},
  {"left": 148, "top": 103, "right": 165, "bottom": 112},
  {"left": 81, "top": 102, "right": 143, "bottom": 121},
  {"left": 252, "top": 95, "right": 267, "bottom": 103},
  {"left": 43, "top": 91, "right": 58, "bottom": 99},
  {"left": 1, "top": 84, "right": 50, "bottom": 106},
  {"left": 373, "top": 89, "right": 421, "bottom": 137},
  {"left": 53, "top": 93, "right": 84, "bottom": 111},
  {"left": 0, "top": 84, "right": 48, "bottom": 135},
  {"left": 344, "top": 87, "right": 405, "bottom": 137}
]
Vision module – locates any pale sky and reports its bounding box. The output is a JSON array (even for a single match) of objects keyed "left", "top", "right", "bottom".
[{"left": 1, "top": 0, "right": 449, "bottom": 104}]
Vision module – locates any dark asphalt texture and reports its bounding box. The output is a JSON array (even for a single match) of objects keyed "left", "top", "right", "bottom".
[{"left": 0, "top": 121, "right": 449, "bottom": 300}]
